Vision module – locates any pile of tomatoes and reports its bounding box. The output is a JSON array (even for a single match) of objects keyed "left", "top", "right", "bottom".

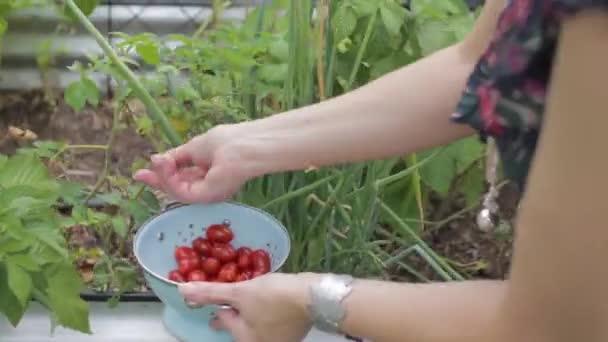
[{"left": 167, "top": 222, "right": 271, "bottom": 283}]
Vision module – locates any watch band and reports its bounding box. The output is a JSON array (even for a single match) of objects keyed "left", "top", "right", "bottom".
[{"left": 308, "top": 274, "right": 355, "bottom": 335}]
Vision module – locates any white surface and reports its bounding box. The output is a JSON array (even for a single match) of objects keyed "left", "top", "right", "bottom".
[{"left": 0, "top": 301, "right": 354, "bottom": 342}]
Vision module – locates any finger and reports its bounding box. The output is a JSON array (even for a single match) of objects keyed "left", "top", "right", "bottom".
[
  {"left": 211, "top": 309, "right": 253, "bottom": 342},
  {"left": 210, "top": 308, "right": 239, "bottom": 330},
  {"left": 178, "top": 282, "right": 240, "bottom": 307},
  {"left": 164, "top": 144, "right": 193, "bottom": 168},
  {"left": 178, "top": 166, "right": 208, "bottom": 182},
  {"left": 132, "top": 169, "right": 162, "bottom": 188},
  {"left": 150, "top": 154, "right": 180, "bottom": 198},
  {"left": 186, "top": 166, "right": 240, "bottom": 204}
]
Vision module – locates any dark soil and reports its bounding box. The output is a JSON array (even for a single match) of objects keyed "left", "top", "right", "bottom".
[
  {"left": 0, "top": 90, "right": 155, "bottom": 183},
  {"left": 0, "top": 89, "right": 516, "bottom": 283}
]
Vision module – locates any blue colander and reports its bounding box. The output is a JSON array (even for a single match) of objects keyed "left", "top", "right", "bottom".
[{"left": 133, "top": 202, "right": 291, "bottom": 342}]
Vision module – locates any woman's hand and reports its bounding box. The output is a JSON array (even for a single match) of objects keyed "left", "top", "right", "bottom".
[
  {"left": 179, "top": 273, "right": 318, "bottom": 342},
  {"left": 133, "top": 125, "right": 262, "bottom": 203}
]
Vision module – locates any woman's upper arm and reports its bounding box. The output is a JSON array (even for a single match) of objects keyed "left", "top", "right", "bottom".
[
  {"left": 501, "top": 10, "right": 608, "bottom": 341},
  {"left": 458, "top": 0, "right": 506, "bottom": 61}
]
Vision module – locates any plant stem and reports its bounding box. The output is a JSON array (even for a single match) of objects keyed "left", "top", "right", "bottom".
[
  {"left": 85, "top": 107, "right": 120, "bottom": 202},
  {"left": 65, "top": 144, "right": 108, "bottom": 150},
  {"left": 346, "top": 11, "right": 377, "bottom": 90},
  {"left": 261, "top": 173, "right": 339, "bottom": 209},
  {"left": 62, "top": 0, "right": 182, "bottom": 147},
  {"left": 316, "top": 0, "right": 328, "bottom": 100},
  {"left": 379, "top": 200, "right": 465, "bottom": 281}
]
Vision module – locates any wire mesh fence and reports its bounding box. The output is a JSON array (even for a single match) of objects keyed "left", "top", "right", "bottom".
[{"left": 1, "top": 1, "right": 253, "bottom": 90}]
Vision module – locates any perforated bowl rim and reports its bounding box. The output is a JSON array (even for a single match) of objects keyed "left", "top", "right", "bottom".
[{"left": 133, "top": 201, "right": 291, "bottom": 287}]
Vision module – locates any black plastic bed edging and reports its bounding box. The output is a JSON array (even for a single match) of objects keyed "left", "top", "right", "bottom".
[{"left": 79, "top": 289, "right": 160, "bottom": 302}]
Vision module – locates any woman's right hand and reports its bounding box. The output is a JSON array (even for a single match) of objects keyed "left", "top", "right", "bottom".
[{"left": 133, "top": 124, "right": 261, "bottom": 204}]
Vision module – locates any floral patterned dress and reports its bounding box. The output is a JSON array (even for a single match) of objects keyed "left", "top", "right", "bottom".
[{"left": 451, "top": 0, "right": 608, "bottom": 193}]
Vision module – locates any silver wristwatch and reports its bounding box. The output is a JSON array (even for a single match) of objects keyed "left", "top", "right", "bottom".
[{"left": 308, "top": 274, "right": 355, "bottom": 335}]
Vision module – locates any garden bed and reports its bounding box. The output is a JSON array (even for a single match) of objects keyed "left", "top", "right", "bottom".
[{"left": 0, "top": 89, "right": 516, "bottom": 302}]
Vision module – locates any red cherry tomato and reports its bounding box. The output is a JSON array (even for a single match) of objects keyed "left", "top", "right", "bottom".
[
  {"left": 251, "top": 269, "right": 266, "bottom": 278},
  {"left": 187, "top": 270, "right": 208, "bottom": 282},
  {"left": 235, "top": 271, "right": 252, "bottom": 282},
  {"left": 168, "top": 270, "right": 185, "bottom": 283},
  {"left": 217, "top": 262, "right": 238, "bottom": 283},
  {"left": 201, "top": 257, "right": 221, "bottom": 276},
  {"left": 206, "top": 224, "right": 234, "bottom": 243},
  {"left": 211, "top": 244, "right": 237, "bottom": 263},
  {"left": 177, "top": 257, "right": 201, "bottom": 276},
  {"left": 237, "top": 253, "right": 251, "bottom": 270},
  {"left": 192, "top": 237, "right": 213, "bottom": 257},
  {"left": 175, "top": 246, "right": 197, "bottom": 261},
  {"left": 251, "top": 249, "right": 271, "bottom": 273},
  {"left": 236, "top": 247, "right": 252, "bottom": 257}
]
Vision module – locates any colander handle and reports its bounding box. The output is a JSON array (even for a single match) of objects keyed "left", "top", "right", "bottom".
[{"left": 162, "top": 201, "right": 185, "bottom": 212}]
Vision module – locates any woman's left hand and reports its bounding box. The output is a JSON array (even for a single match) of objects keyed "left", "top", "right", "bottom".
[{"left": 179, "top": 272, "right": 319, "bottom": 342}]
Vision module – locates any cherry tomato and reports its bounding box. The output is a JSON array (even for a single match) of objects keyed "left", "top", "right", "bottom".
[
  {"left": 251, "top": 269, "right": 266, "bottom": 278},
  {"left": 237, "top": 253, "right": 251, "bottom": 270},
  {"left": 187, "top": 270, "right": 208, "bottom": 282},
  {"left": 177, "top": 257, "right": 201, "bottom": 276},
  {"left": 206, "top": 224, "right": 234, "bottom": 243},
  {"left": 201, "top": 257, "right": 221, "bottom": 276},
  {"left": 236, "top": 246, "right": 252, "bottom": 257},
  {"left": 211, "top": 244, "right": 237, "bottom": 263},
  {"left": 175, "top": 246, "right": 197, "bottom": 261},
  {"left": 235, "top": 271, "right": 251, "bottom": 282},
  {"left": 168, "top": 270, "right": 185, "bottom": 283},
  {"left": 192, "top": 237, "right": 213, "bottom": 257},
  {"left": 251, "top": 249, "right": 271, "bottom": 273},
  {"left": 217, "top": 262, "right": 238, "bottom": 283}
]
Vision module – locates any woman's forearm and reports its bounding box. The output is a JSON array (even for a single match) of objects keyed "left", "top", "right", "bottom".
[
  {"left": 339, "top": 279, "right": 507, "bottom": 342},
  {"left": 233, "top": 43, "right": 478, "bottom": 177},
  {"left": 291, "top": 275, "right": 508, "bottom": 342}
]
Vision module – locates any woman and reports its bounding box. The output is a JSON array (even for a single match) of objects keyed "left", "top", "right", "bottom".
[{"left": 134, "top": 0, "right": 608, "bottom": 341}]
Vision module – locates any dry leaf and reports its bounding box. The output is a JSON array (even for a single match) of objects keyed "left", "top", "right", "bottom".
[{"left": 8, "top": 125, "right": 38, "bottom": 141}]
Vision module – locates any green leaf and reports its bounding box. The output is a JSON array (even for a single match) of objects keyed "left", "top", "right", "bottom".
[
  {"left": 58, "top": 181, "right": 84, "bottom": 206},
  {"left": 460, "top": 163, "right": 485, "bottom": 206},
  {"left": 29, "top": 227, "right": 69, "bottom": 259},
  {"left": 417, "top": 19, "right": 457, "bottom": 56},
  {"left": 0, "top": 154, "right": 48, "bottom": 188},
  {"left": 369, "top": 52, "right": 409, "bottom": 79},
  {"left": 6, "top": 261, "right": 32, "bottom": 306},
  {"left": 6, "top": 254, "right": 41, "bottom": 272},
  {"left": 258, "top": 64, "right": 289, "bottom": 83},
  {"left": 111, "top": 216, "right": 128, "bottom": 238},
  {"left": 175, "top": 85, "right": 200, "bottom": 103},
  {"left": 351, "top": 0, "right": 377, "bottom": 16},
  {"left": 46, "top": 265, "right": 91, "bottom": 333},
  {"left": 268, "top": 39, "right": 289, "bottom": 61},
  {"left": 97, "top": 191, "right": 122, "bottom": 206},
  {"left": 122, "top": 199, "right": 152, "bottom": 226},
  {"left": 410, "top": 0, "right": 459, "bottom": 18},
  {"left": 0, "top": 237, "right": 29, "bottom": 255},
  {"left": 332, "top": 4, "right": 357, "bottom": 42},
  {"left": 0, "top": 265, "right": 26, "bottom": 327},
  {"left": 139, "top": 190, "right": 161, "bottom": 212},
  {"left": 0, "top": 18, "right": 7, "bottom": 36},
  {"left": 64, "top": 77, "right": 100, "bottom": 112},
  {"left": 380, "top": 1, "right": 407, "bottom": 36},
  {"left": 63, "top": 0, "right": 98, "bottom": 21},
  {"left": 419, "top": 137, "right": 484, "bottom": 195},
  {"left": 136, "top": 42, "right": 160, "bottom": 65}
]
